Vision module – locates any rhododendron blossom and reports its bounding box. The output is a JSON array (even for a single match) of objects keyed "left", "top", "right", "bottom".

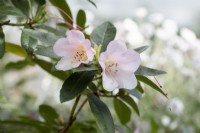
[
  {"left": 53, "top": 30, "right": 94, "bottom": 71},
  {"left": 99, "top": 40, "right": 141, "bottom": 91}
]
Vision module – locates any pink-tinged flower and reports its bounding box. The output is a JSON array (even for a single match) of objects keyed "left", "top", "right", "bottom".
[
  {"left": 53, "top": 30, "right": 94, "bottom": 71},
  {"left": 99, "top": 40, "right": 141, "bottom": 91}
]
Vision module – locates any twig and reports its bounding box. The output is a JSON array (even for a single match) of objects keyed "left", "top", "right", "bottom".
[
  {"left": 0, "top": 20, "right": 37, "bottom": 27},
  {"left": 60, "top": 95, "right": 81, "bottom": 133}
]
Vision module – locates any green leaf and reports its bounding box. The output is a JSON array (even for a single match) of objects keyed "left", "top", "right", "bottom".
[
  {"left": 5, "top": 42, "right": 27, "bottom": 57},
  {"left": 113, "top": 98, "right": 131, "bottom": 125},
  {"left": 35, "top": 46, "right": 58, "bottom": 58},
  {"left": 135, "top": 66, "right": 166, "bottom": 76},
  {"left": 91, "top": 22, "right": 116, "bottom": 52},
  {"left": 76, "top": 9, "right": 86, "bottom": 29},
  {"left": 0, "top": 27, "right": 5, "bottom": 58},
  {"left": 119, "top": 95, "right": 140, "bottom": 116},
  {"left": 88, "top": 82, "right": 98, "bottom": 92},
  {"left": 136, "top": 75, "right": 167, "bottom": 97},
  {"left": 35, "top": 25, "right": 66, "bottom": 37},
  {"left": 72, "top": 65, "right": 100, "bottom": 72},
  {"left": 22, "top": 29, "right": 60, "bottom": 45},
  {"left": 33, "top": 58, "right": 71, "bottom": 81},
  {"left": 49, "top": 0, "right": 73, "bottom": 29},
  {"left": 0, "top": 6, "right": 25, "bottom": 17},
  {"left": 39, "top": 104, "right": 59, "bottom": 124},
  {"left": 11, "top": 0, "right": 30, "bottom": 17},
  {"left": 88, "top": 94, "right": 115, "bottom": 133},
  {"left": 134, "top": 45, "right": 149, "bottom": 53},
  {"left": 86, "top": 0, "right": 97, "bottom": 8},
  {"left": 136, "top": 81, "right": 144, "bottom": 93},
  {"left": 0, "top": 119, "right": 53, "bottom": 133},
  {"left": 5, "top": 60, "right": 32, "bottom": 70},
  {"left": 34, "top": 0, "right": 46, "bottom": 6},
  {"left": 68, "top": 121, "right": 98, "bottom": 133},
  {"left": 60, "top": 71, "right": 95, "bottom": 103},
  {"left": 21, "top": 29, "right": 37, "bottom": 53},
  {"left": 127, "top": 88, "right": 142, "bottom": 100}
]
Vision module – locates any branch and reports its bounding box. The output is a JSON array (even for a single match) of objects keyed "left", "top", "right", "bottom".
[
  {"left": 60, "top": 95, "right": 81, "bottom": 133},
  {"left": 0, "top": 19, "right": 37, "bottom": 27},
  {"left": 60, "top": 97, "right": 88, "bottom": 133}
]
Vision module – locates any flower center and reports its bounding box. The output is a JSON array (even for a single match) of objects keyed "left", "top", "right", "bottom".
[
  {"left": 73, "top": 45, "right": 88, "bottom": 62},
  {"left": 105, "top": 60, "right": 118, "bottom": 75}
]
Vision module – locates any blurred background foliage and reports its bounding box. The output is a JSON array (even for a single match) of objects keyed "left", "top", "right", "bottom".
[{"left": 0, "top": 0, "right": 200, "bottom": 133}]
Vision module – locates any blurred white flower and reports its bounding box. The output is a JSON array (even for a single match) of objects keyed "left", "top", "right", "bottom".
[
  {"left": 134, "top": 7, "right": 148, "bottom": 19},
  {"left": 123, "top": 18, "right": 145, "bottom": 46},
  {"left": 167, "top": 36, "right": 189, "bottom": 52},
  {"left": 155, "top": 28, "right": 168, "bottom": 40},
  {"left": 180, "top": 28, "right": 197, "bottom": 44},
  {"left": 162, "top": 19, "right": 178, "bottom": 38},
  {"left": 149, "top": 13, "right": 164, "bottom": 25},
  {"left": 140, "top": 22, "right": 155, "bottom": 39},
  {"left": 168, "top": 97, "right": 184, "bottom": 115},
  {"left": 169, "top": 121, "right": 178, "bottom": 130},
  {"left": 161, "top": 115, "right": 171, "bottom": 126}
]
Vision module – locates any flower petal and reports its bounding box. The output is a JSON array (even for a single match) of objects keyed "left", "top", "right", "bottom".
[
  {"left": 99, "top": 52, "right": 108, "bottom": 70},
  {"left": 53, "top": 38, "right": 69, "bottom": 57},
  {"left": 55, "top": 57, "right": 80, "bottom": 71},
  {"left": 82, "top": 39, "right": 94, "bottom": 61},
  {"left": 106, "top": 40, "right": 127, "bottom": 55},
  {"left": 102, "top": 72, "right": 118, "bottom": 91},
  {"left": 118, "top": 73, "right": 137, "bottom": 90},
  {"left": 67, "top": 30, "right": 85, "bottom": 44},
  {"left": 117, "top": 50, "right": 141, "bottom": 72}
]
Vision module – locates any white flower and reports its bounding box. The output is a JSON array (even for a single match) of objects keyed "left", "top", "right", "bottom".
[
  {"left": 99, "top": 40, "right": 141, "bottom": 91},
  {"left": 53, "top": 30, "right": 94, "bottom": 71}
]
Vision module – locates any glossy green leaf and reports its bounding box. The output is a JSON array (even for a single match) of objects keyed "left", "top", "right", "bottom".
[
  {"left": 135, "top": 66, "right": 166, "bottom": 76},
  {"left": 76, "top": 9, "right": 86, "bottom": 29},
  {"left": 0, "top": 27, "right": 5, "bottom": 58},
  {"left": 49, "top": 0, "right": 73, "bottom": 28},
  {"left": 88, "top": 94, "right": 115, "bottom": 133},
  {"left": 35, "top": 46, "right": 58, "bottom": 58},
  {"left": 136, "top": 75, "right": 167, "bottom": 97},
  {"left": 5, "top": 42, "right": 27, "bottom": 57},
  {"left": 0, "top": 6, "right": 25, "bottom": 17},
  {"left": 119, "top": 95, "right": 140, "bottom": 116},
  {"left": 113, "top": 98, "right": 131, "bottom": 125},
  {"left": 134, "top": 45, "right": 149, "bottom": 53},
  {"left": 11, "top": 0, "right": 30, "bottom": 17},
  {"left": 33, "top": 58, "right": 71, "bottom": 81},
  {"left": 22, "top": 29, "right": 60, "bottom": 45},
  {"left": 39, "top": 104, "right": 59, "bottom": 124},
  {"left": 21, "top": 29, "right": 37, "bottom": 53},
  {"left": 60, "top": 71, "right": 95, "bottom": 103},
  {"left": 91, "top": 22, "right": 116, "bottom": 52}
]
